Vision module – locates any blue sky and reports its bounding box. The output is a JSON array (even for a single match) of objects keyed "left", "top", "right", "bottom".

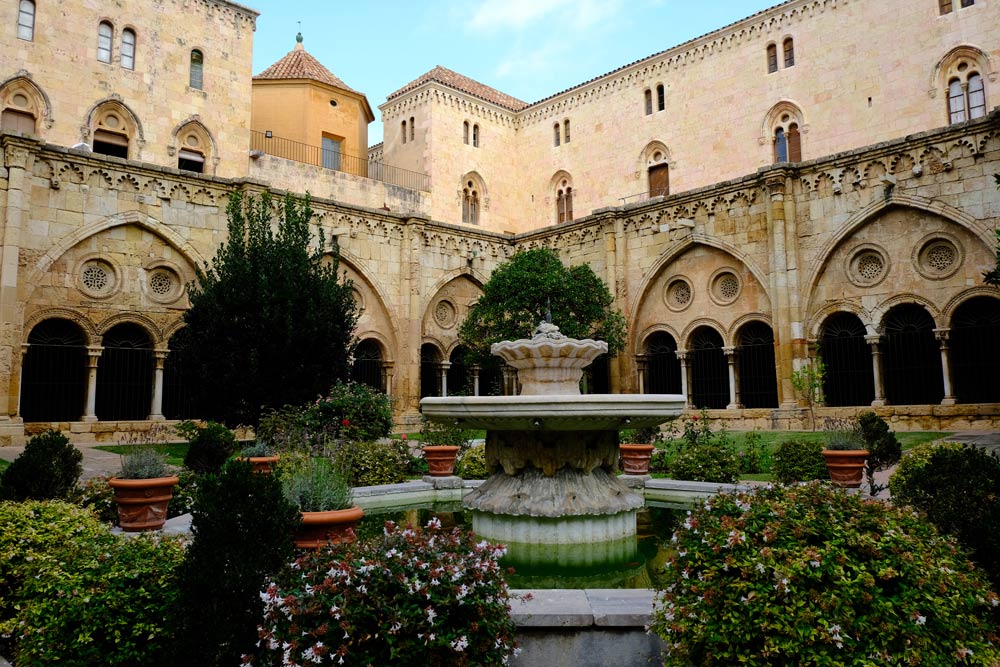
[{"left": 247, "top": 0, "right": 780, "bottom": 145}]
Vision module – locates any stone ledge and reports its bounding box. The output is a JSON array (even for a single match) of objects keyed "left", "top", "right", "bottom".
[{"left": 509, "top": 588, "right": 658, "bottom": 628}]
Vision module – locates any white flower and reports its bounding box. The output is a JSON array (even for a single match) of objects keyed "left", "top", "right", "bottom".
[
  {"left": 426, "top": 607, "right": 437, "bottom": 623},
  {"left": 450, "top": 635, "right": 469, "bottom": 652},
  {"left": 916, "top": 615, "right": 926, "bottom": 625}
]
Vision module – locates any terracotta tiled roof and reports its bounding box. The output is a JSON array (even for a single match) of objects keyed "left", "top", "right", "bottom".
[
  {"left": 254, "top": 43, "right": 358, "bottom": 94},
  {"left": 387, "top": 66, "right": 527, "bottom": 111}
]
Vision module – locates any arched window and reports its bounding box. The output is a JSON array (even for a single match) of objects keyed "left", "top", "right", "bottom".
[
  {"left": 950, "top": 296, "right": 1000, "bottom": 403},
  {"left": 882, "top": 304, "right": 943, "bottom": 405},
  {"left": 774, "top": 127, "right": 787, "bottom": 163},
  {"left": 176, "top": 120, "right": 213, "bottom": 172},
  {"left": 644, "top": 89, "right": 652, "bottom": 115},
  {"left": 97, "top": 21, "right": 114, "bottom": 63},
  {"left": 689, "top": 327, "right": 729, "bottom": 409},
  {"left": 163, "top": 331, "right": 196, "bottom": 420},
  {"left": 949, "top": 78, "right": 967, "bottom": 123},
  {"left": 20, "top": 319, "right": 88, "bottom": 422},
  {"left": 820, "top": 312, "right": 874, "bottom": 407},
  {"left": 783, "top": 38, "right": 795, "bottom": 68},
  {"left": 462, "top": 180, "right": 479, "bottom": 225},
  {"left": 647, "top": 150, "right": 669, "bottom": 197},
  {"left": 409, "top": 116, "right": 415, "bottom": 141},
  {"left": 563, "top": 119, "right": 571, "bottom": 143},
  {"left": 447, "top": 346, "right": 473, "bottom": 397},
  {"left": 351, "top": 339, "right": 385, "bottom": 392},
  {"left": 463, "top": 121, "right": 469, "bottom": 145},
  {"left": 17, "top": 0, "right": 34, "bottom": 41},
  {"left": 96, "top": 323, "right": 154, "bottom": 421},
  {"left": 556, "top": 180, "right": 573, "bottom": 223},
  {"left": 736, "top": 322, "right": 778, "bottom": 408},
  {"left": 939, "top": 48, "right": 989, "bottom": 125},
  {"left": 787, "top": 123, "right": 801, "bottom": 162},
  {"left": 401, "top": 120, "right": 407, "bottom": 144},
  {"left": 91, "top": 102, "right": 136, "bottom": 159},
  {"left": 189, "top": 49, "right": 204, "bottom": 89},
  {"left": 553, "top": 123, "right": 561, "bottom": 147},
  {"left": 656, "top": 84, "right": 665, "bottom": 111},
  {"left": 766, "top": 44, "right": 778, "bottom": 73},
  {"left": 121, "top": 28, "right": 136, "bottom": 70},
  {"left": 644, "top": 332, "right": 681, "bottom": 394},
  {"left": 420, "top": 344, "right": 442, "bottom": 398},
  {"left": 773, "top": 115, "right": 802, "bottom": 164},
  {"left": 968, "top": 73, "right": 986, "bottom": 118},
  {"left": 473, "top": 124, "right": 479, "bottom": 148}
]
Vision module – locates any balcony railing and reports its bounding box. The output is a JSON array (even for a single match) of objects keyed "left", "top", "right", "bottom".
[{"left": 250, "top": 130, "right": 430, "bottom": 192}]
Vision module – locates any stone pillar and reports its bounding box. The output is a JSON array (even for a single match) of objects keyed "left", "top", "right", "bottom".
[
  {"left": 934, "top": 328, "right": 957, "bottom": 405},
  {"left": 382, "top": 361, "right": 395, "bottom": 397},
  {"left": 676, "top": 351, "right": 692, "bottom": 408},
  {"left": 471, "top": 365, "right": 481, "bottom": 396},
  {"left": 635, "top": 354, "right": 648, "bottom": 394},
  {"left": 400, "top": 221, "right": 424, "bottom": 420},
  {"left": 866, "top": 335, "right": 886, "bottom": 407},
  {"left": 724, "top": 346, "right": 741, "bottom": 409},
  {"left": 148, "top": 349, "right": 167, "bottom": 420},
  {"left": 82, "top": 346, "right": 103, "bottom": 422},
  {"left": 0, "top": 142, "right": 32, "bottom": 430},
  {"left": 764, "top": 171, "right": 800, "bottom": 409},
  {"left": 439, "top": 361, "right": 450, "bottom": 397}
]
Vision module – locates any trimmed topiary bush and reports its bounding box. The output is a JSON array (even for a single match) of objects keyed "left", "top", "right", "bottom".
[
  {"left": 173, "top": 459, "right": 300, "bottom": 667},
  {"left": 669, "top": 442, "right": 740, "bottom": 483},
  {"left": 771, "top": 438, "right": 828, "bottom": 484},
  {"left": 0, "top": 430, "right": 82, "bottom": 501},
  {"left": 181, "top": 421, "right": 237, "bottom": 474},
  {"left": 349, "top": 439, "right": 409, "bottom": 486},
  {"left": 857, "top": 410, "right": 902, "bottom": 496},
  {"left": 890, "top": 443, "right": 1000, "bottom": 590},
  {"left": 456, "top": 443, "right": 490, "bottom": 480},
  {"left": 650, "top": 482, "right": 1000, "bottom": 666},
  {"left": 254, "top": 518, "right": 518, "bottom": 667}
]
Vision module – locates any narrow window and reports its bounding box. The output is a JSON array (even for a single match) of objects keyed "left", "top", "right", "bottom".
[
  {"left": 1, "top": 109, "right": 36, "bottom": 134},
  {"left": 93, "top": 129, "right": 128, "bottom": 158},
  {"left": 968, "top": 73, "right": 986, "bottom": 119},
  {"left": 565, "top": 187, "right": 573, "bottom": 221},
  {"left": 563, "top": 119, "right": 571, "bottom": 143},
  {"left": 462, "top": 188, "right": 470, "bottom": 222},
  {"left": 648, "top": 162, "right": 669, "bottom": 198},
  {"left": 463, "top": 121, "right": 469, "bottom": 145},
  {"left": 644, "top": 89, "right": 652, "bottom": 115},
  {"left": 97, "top": 21, "right": 113, "bottom": 63},
  {"left": 189, "top": 49, "right": 203, "bottom": 89},
  {"left": 462, "top": 181, "right": 479, "bottom": 225},
  {"left": 556, "top": 181, "right": 573, "bottom": 223},
  {"left": 322, "top": 136, "right": 341, "bottom": 170},
  {"left": 557, "top": 191, "right": 565, "bottom": 223},
  {"left": 401, "top": 120, "right": 407, "bottom": 144},
  {"left": 178, "top": 149, "right": 204, "bottom": 173},
  {"left": 939, "top": 0, "right": 953, "bottom": 12},
  {"left": 553, "top": 123, "right": 560, "bottom": 147},
  {"left": 787, "top": 123, "right": 801, "bottom": 162},
  {"left": 121, "top": 29, "right": 136, "bottom": 70},
  {"left": 409, "top": 116, "right": 415, "bottom": 141},
  {"left": 656, "top": 84, "right": 665, "bottom": 111},
  {"left": 783, "top": 38, "right": 795, "bottom": 68},
  {"left": 469, "top": 190, "right": 479, "bottom": 224},
  {"left": 948, "top": 78, "right": 967, "bottom": 123},
  {"left": 960, "top": 0, "right": 974, "bottom": 6},
  {"left": 767, "top": 44, "right": 778, "bottom": 73},
  {"left": 774, "top": 127, "right": 788, "bottom": 163},
  {"left": 17, "top": 0, "right": 34, "bottom": 41},
  {"left": 472, "top": 124, "right": 479, "bottom": 148}
]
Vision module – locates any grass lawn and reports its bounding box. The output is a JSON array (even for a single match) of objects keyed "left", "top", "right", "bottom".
[{"left": 95, "top": 443, "right": 189, "bottom": 466}]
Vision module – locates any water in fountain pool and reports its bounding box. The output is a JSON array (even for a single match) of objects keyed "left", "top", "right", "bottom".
[{"left": 355, "top": 502, "right": 685, "bottom": 589}]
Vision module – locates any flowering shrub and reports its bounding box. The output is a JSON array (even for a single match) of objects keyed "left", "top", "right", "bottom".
[
  {"left": 669, "top": 442, "right": 740, "bottom": 483},
  {"left": 650, "top": 482, "right": 1000, "bottom": 666},
  {"left": 255, "top": 518, "right": 518, "bottom": 666}
]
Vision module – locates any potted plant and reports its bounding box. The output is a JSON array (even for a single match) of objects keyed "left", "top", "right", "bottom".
[
  {"left": 619, "top": 425, "right": 661, "bottom": 475},
  {"left": 235, "top": 442, "right": 280, "bottom": 474},
  {"left": 821, "top": 420, "right": 869, "bottom": 488},
  {"left": 281, "top": 456, "right": 363, "bottom": 549},
  {"left": 419, "top": 416, "right": 474, "bottom": 477},
  {"left": 108, "top": 448, "right": 179, "bottom": 531}
]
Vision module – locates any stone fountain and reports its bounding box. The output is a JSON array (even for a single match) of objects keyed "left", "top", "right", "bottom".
[{"left": 421, "top": 321, "right": 684, "bottom": 576}]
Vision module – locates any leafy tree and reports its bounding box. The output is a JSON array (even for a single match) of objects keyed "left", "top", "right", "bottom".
[
  {"left": 790, "top": 356, "right": 825, "bottom": 431},
  {"left": 172, "top": 192, "right": 358, "bottom": 426},
  {"left": 458, "top": 248, "right": 626, "bottom": 364},
  {"left": 983, "top": 174, "right": 1000, "bottom": 286}
]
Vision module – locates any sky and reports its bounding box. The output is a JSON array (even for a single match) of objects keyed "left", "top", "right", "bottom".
[{"left": 247, "top": 0, "right": 780, "bottom": 145}]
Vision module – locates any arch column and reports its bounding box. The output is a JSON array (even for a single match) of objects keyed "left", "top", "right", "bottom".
[
  {"left": 934, "top": 328, "right": 957, "bottom": 405},
  {"left": 438, "top": 361, "right": 451, "bottom": 397},
  {"left": 148, "top": 349, "right": 168, "bottom": 420},
  {"left": 724, "top": 347, "right": 742, "bottom": 409},
  {"left": 676, "top": 351, "right": 692, "bottom": 408},
  {"left": 635, "top": 354, "right": 648, "bottom": 394},
  {"left": 382, "top": 360, "right": 395, "bottom": 397},
  {"left": 865, "top": 335, "right": 886, "bottom": 407},
  {"left": 471, "top": 365, "right": 481, "bottom": 396},
  {"left": 82, "top": 345, "right": 103, "bottom": 422},
  {"left": 0, "top": 145, "right": 32, "bottom": 425}
]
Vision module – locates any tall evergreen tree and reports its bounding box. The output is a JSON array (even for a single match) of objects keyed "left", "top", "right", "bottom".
[
  {"left": 458, "top": 247, "right": 626, "bottom": 364},
  {"left": 172, "top": 191, "right": 357, "bottom": 425}
]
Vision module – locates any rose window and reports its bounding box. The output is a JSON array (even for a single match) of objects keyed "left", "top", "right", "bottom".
[
  {"left": 926, "top": 243, "right": 956, "bottom": 272},
  {"left": 856, "top": 253, "right": 884, "bottom": 281},
  {"left": 719, "top": 275, "right": 739, "bottom": 300},
  {"left": 149, "top": 272, "right": 172, "bottom": 295}
]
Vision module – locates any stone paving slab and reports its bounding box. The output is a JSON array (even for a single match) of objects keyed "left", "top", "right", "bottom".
[
  {"left": 586, "top": 589, "right": 658, "bottom": 627},
  {"left": 510, "top": 589, "right": 593, "bottom": 627}
]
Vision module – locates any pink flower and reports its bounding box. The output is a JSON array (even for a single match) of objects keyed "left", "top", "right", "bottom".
[
  {"left": 341, "top": 418, "right": 350, "bottom": 426},
  {"left": 401, "top": 434, "right": 408, "bottom": 440}
]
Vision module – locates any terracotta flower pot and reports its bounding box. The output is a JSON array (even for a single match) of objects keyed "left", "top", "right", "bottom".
[
  {"left": 620, "top": 444, "right": 655, "bottom": 475},
  {"left": 423, "top": 445, "right": 461, "bottom": 477},
  {"left": 108, "top": 476, "right": 180, "bottom": 532},
  {"left": 236, "top": 455, "right": 280, "bottom": 474},
  {"left": 821, "top": 449, "right": 869, "bottom": 488},
  {"left": 294, "top": 505, "right": 365, "bottom": 549}
]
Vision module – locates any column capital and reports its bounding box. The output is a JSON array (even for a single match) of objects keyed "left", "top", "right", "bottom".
[
  {"left": 439, "top": 361, "right": 452, "bottom": 371},
  {"left": 723, "top": 346, "right": 737, "bottom": 358},
  {"left": 865, "top": 334, "right": 883, "bottom": 346},
  {"left": 675, "top": 350, "right": 688, "bottom": 362},
  {"left": 933, "top": 327, "right": 951, "bottom": 342},
  {"left": 86, "top": 345, "right": 104, "bottom": 360}
]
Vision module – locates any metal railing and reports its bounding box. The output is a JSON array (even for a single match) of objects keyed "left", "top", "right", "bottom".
[{"left": 250, "top": 131, "right": 430, "bottom": 192}]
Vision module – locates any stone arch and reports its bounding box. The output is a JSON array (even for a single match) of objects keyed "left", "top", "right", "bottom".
[
  {"left": 25, "top": 211, "right": 206, "bottom": 303},
  {"left": 170, "top": 117, "right": 218, "bottom": 175},
  {"left": 732, "top": 317, "right": 779, "bottom": 409},
  {"left": 23, "top": 307, "right": 99, "bottom": 344},
  {"left": 638, "top": 140, "right": 672, "bottom": 196},
  {"left": 459, "top": 171, "right": 487, "bottom": 225},
  {"left": 760, "top": 100, "right": 807, "bottom": 147},
  {"left": 807, "top": 301, "right": 874, "bottom": 338},
  {"left": 20, "top": 317, "right": 90, "bottom": 422},
  {"left": 82, "top": 96, "right": 145, "bottom": 154},
  {"left": 681, "top": 318, "right": 729, "bottom": 348},
  {"left": 686, "top": 323, "right": 729, "bottom": 409},
  {"left": 422, "top": 267, "right": 486, "bottom": 315},
  {"left": 942, "top": 286, "right": 1000, "bottom": 322},
  {"left": 802, "top": 197, "right": 992, "bottom": 319},
  {"left": 96, "top": 320, "right": 155, "bottom": 421},
  {"left": 930, "top": 44, "right": 996, "bottom": 97},
  {"left": 162, "top": 318, "right": 187, "bottom": 344},
  {"left": 0, "top": 74, "right": 52, "bottom": 132},
  {"left": 727, "top": 312, "right": 772, "bottom": 340},
  {"left": 95, "top": 312, "right": 163, "bottom": 345},
  {"left": 872, "top": 293, "right": 944, "bottom": 332},
  {"left": 635, "top": 323, "right": 683, "bottom": 355}
]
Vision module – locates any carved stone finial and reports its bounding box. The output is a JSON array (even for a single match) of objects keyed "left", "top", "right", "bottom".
[{"left": 532, "top": 321, "right": 564, "bottom": 340}]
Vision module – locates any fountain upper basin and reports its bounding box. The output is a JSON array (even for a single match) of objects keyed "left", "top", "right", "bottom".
[{"left": 420, "top": 394, "right": 685, "bottom": 431}]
